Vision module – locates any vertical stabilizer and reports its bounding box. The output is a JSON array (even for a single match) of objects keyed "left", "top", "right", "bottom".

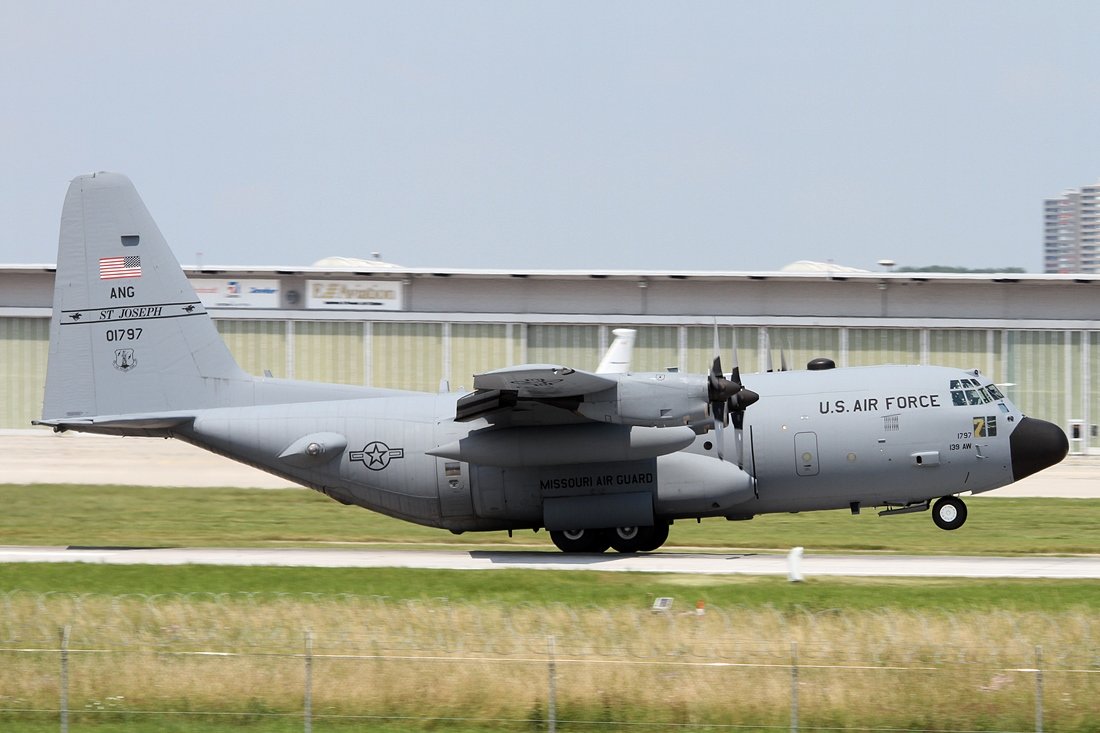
[
  {"left": 41, "top": 172, "right": 250, "bottom": 420},
  {"left": 596, "top": 328, "right": 637, "bottom": 374}
]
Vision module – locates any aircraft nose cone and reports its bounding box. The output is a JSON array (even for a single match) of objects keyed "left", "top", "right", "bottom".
[{"left": 1009, "top": 417, "right": 1068, "bottom": 480}]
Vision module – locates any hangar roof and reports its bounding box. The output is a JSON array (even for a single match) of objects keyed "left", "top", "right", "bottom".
[{"left": 2, "top": 262, "right": 1098, "bottom": 285}]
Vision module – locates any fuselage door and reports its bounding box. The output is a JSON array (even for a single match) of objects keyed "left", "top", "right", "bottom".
[
  {"left": 437, "top": 458, "right": 474, "bottom": 517},
  {"left": 794, "top": 431, "right": 820, "bottom": 476}
]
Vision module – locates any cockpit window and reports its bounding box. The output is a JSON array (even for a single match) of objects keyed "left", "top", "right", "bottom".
[{"left": 950, "top": 379, "right": 998, "bottom": 406}]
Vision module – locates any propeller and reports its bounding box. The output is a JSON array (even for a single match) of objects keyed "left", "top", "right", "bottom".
[{"left": 708, "top": 327, "right": 760, "bottom": 462}]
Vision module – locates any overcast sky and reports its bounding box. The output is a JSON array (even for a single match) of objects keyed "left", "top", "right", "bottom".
[{"left": 2, "top": 1, "right": 1099, "bottom": 271}]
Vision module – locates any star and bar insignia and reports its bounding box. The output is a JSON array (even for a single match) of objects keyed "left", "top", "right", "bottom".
[{"left": 349, "top": 441, "right": 405, "bottom": 471}]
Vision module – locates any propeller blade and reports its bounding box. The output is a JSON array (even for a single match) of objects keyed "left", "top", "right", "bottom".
[{"left": 729, "top": 329, "right": 741, "bottom": 385}]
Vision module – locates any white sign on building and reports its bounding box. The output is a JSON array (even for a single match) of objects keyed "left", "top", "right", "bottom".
[
  {"left": 191, "top": 279, "right": 281, "bottom": 308},
  {"left": 306, "top": 280, "right": 404, "bottom": 310}
]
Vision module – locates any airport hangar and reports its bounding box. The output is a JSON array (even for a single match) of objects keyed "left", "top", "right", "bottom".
[{"left": 1, "top": 262, "right": 1098, "bottom": 455}]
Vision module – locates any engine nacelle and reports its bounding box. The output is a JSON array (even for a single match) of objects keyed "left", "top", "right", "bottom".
[
  {"left": 577, "top": 373, "right": 710, "bottom": 427},
  {"left": 654, "top": 451, "right": 756, "bottom": 516}
]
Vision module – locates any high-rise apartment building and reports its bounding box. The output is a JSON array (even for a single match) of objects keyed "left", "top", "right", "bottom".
[{"left": 1044, "top": 182, "right": 1100, "bottom": 273}]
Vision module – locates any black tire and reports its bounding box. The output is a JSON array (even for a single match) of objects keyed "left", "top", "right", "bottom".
[
  {"left": 550, "top": 528, "right": 611, "bottom": 553},
  {"left": 609, "top": 524, "right": 670, "bottom": 553},
  {"left": 637, "top": 522, "right": 670, "bottom": 552},
  {"left": 932, "top": 496, "right": 967, "bottom": 531},
  {"left": 609, "top": 526, "right": 642, "bottom": 553}
]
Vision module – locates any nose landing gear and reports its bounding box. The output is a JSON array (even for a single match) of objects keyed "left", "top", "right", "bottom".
[{"left": 931, "top": 496, "right": 967, "bottom": 531}]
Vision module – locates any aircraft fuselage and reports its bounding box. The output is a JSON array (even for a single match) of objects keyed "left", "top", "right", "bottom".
[{"left": 172, "top": 364, "right": 1049, "bottom": 535}]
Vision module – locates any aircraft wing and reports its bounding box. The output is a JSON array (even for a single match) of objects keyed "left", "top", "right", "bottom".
[
  {"left": 473, "top": 365, "right": 616, "bottom": 397},
  {"left": 457, "top": 364, "right": 617, "bottom": 424}
]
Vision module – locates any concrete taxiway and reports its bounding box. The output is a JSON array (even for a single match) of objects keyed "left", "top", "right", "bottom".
[{"left": 2, "top": 545, "right": 1098, "bottom": 579}]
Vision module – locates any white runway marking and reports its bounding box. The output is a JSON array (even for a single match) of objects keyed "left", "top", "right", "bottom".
[{"left": 1, "top": 545, "right": 1098, "bottom": 579}]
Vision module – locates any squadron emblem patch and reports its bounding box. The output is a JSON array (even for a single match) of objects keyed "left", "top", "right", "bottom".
[{"left": 113, "top": 348, "right": 137, "bottom": 372}]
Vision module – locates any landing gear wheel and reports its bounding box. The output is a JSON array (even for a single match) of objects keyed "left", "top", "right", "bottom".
[
  {"left": 550, "top": 528, "right": 611, "bottom": 553},
  {"left": 610, "top": 526, "right": 643, "bottom": 553},
  {"left": 638, "top": 523, "right": 670, "bottom": 552},
  {"left": 932, "top": 496, "right": 967, "bottom": 531},
  {"left": 609, "top": 524, "right": 670, "bottom": 553}
]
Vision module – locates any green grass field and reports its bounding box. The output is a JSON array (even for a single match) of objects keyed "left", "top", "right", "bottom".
[
  {"left": 2, "top": 562, "right": 1100, "bottom": 612},
  {"left": 3, "top": 483, "right": 1100, "bottom": 555},
  {"left": 2, "top": 556, "right": 1100, "bottom": 607}
]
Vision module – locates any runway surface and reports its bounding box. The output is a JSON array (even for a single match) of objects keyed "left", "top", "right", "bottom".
[{"left": 2, "top": 545, "right": 1098, "bottom": 579}]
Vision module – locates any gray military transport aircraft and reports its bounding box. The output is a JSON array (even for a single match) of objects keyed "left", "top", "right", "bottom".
[{"left": 35, "top": 173, "right": 1069, "bottom": 553}]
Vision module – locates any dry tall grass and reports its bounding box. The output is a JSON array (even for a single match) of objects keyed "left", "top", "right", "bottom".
[{"left": 2, "top": 592, "right": 1098, "bottom": 730}]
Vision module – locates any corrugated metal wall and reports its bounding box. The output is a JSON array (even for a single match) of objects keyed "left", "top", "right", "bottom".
[
  {"left": 0, "top": 318, "right": 49, "bottom": 429},
  {"left": 2, "top": 316, "right": 1096, "bottom": 453},
  {"left": 216, "top": 320, "right": 287, "bottom": 378}
]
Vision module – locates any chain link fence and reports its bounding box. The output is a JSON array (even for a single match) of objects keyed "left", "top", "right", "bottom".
[{"left": 1, "top": 591, "right": 1098, "bottom": 731}]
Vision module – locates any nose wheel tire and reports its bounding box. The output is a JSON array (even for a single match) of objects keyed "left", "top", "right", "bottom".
[
  {"left": 550, "top": 528, "right": 611, "bottom": 553},
  {"left": 932, "top": 496, "right": 967, "bottom": 531}
]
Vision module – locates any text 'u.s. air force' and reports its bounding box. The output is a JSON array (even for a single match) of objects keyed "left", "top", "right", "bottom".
[{"left": 819, "top": 394, "right": 941, "bottom": 414}]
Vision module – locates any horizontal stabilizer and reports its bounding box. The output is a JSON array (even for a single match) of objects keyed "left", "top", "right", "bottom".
[{"left": 33, "top": 413, "right": 193, "bottom": 436}]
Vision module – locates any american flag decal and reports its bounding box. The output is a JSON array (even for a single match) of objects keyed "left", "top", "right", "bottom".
[{"left": 99, "top": 256, "right": 142, "bottom": 280}]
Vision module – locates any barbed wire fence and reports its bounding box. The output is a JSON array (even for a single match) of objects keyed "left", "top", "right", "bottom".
[{"left": 1, "top": 591, "right": 1097, "bottom": 732}]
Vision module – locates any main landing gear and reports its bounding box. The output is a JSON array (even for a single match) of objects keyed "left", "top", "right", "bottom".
[
  {"left": 549, "top": 524, "right": 670, "bottom": 553},
  {"left": 931, "top": 496, "right": 967, "bottom": 531}
]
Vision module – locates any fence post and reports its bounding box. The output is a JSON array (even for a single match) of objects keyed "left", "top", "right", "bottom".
[
  {"left": 59, "top": 625, "right": 70, "bottom": 733},
  {"left": 790, "top": 641, "right": 799, "bottom": 733},
  {"left": 547, "top": 635, "right": 557, "bottom": 733},
  {"left": 304, "top": 629, "right": 313, "bottom": 733},
  {"left": 1035, "top": 645, "right": 1043, "bottom": 733}
]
